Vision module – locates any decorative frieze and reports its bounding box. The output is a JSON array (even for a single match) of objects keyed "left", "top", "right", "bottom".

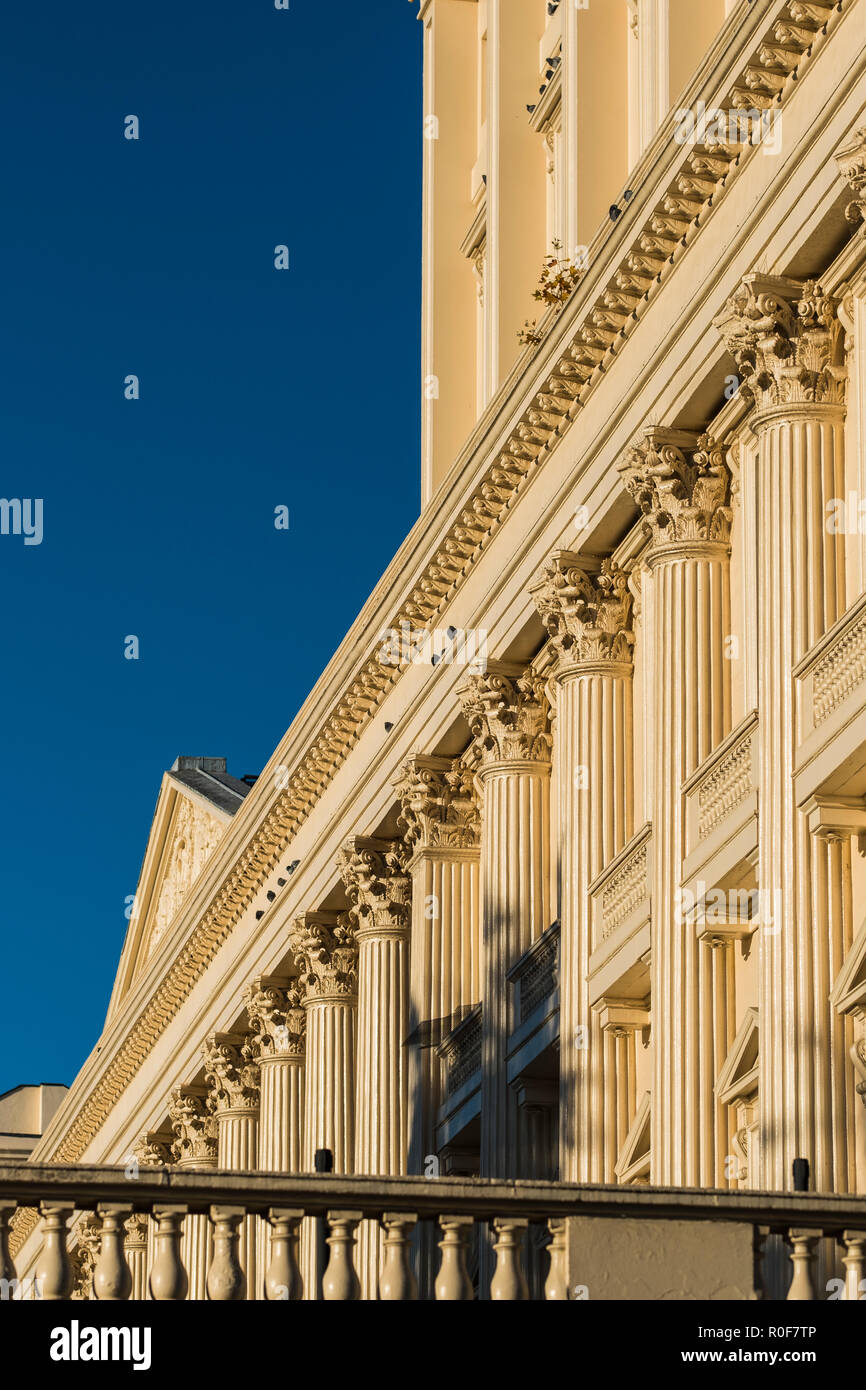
[
  {"left": 618, "top": 429, "right": 732, "bottom": 551},
  {"left": 395, "top": 755, "right": 480, "bottom": 854},
  {"left": 713, "top": 275, "right": 846, "bottom": 412},
  {"left": 289, "top": 912, "right": 358, "bottom": 1002},
  {"left": 245, "top": 977, "right": 306, "bottom": 1060},
  {"left": 202, "top": 1034, "right": 260, "bottom": 1116},
  {"left": 168, "top": 1086, "right": 218, "bottom": 1166},
  {"left": 458, "top": 661, "right": 551, "bottom": 767},
  {"left": 531, "top": 553, "right": 634, "bottom": 667}
]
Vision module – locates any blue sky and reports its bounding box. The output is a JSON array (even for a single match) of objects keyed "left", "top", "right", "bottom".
[{"left": 0, "top": 0, "right": 422, "bottom": 1096}]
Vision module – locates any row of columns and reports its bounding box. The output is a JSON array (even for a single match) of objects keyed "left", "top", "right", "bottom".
[{"left": 103, "top": 263, "right": 865, "bottom": 1296}]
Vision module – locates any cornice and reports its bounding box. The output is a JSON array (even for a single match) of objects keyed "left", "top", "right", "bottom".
[{"left": 12, "top": 0, "right": 859, "bottom": 1252}]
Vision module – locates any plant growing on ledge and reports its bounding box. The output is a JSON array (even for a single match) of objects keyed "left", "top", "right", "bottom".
[{"left": 518, "top": 239, "right": 586, "bottom": 346}]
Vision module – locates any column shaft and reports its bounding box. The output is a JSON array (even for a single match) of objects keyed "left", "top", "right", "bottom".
[
  {"left": 219, "top": 1111, "right": 258, "bottom": 1292},
  {"left": 479, "top": 760, "right": 551, "bottom": 1179},
  {"left": 756, "top": 408, "right": 851, "bottom": 1190},
  {"left": 650, "top": 547, "right": 731, "bottom": 1185},
  {"left": 561, "top": 667, "right": 633, "bottom": 1181}
]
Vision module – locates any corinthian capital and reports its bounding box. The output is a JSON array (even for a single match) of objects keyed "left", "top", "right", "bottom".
[
  {"left": 712, "top": 274, "right": 845, "bottom": 412},
  {"left": 836, "top": 127, "right": 866, "bottom": 225},
  {"left": 202, "top": 1032, "right": 260, "bottom": 1115},
  {"left": 245, "top": 976, "right": 306, "bottom": 1059},
  {"left": 531, "top": 553, "right": 634, "bottom": 668},
  {"left": 338, "top": 837, "right": 411, "bottom": 939},
  {"left": 395, "top": 755, "right": 480, "bottom": 854},
  {"left": 458, "top": 661, "right": 552, "bottom": 768},
  {"left": 72, "top": 1214, "right": 101, "bottom": 1300},
  {"left": 618, "top": 428, "right": 732, "bottom": 551},
  {"left": 132, "top": 1132, "right": 172, "bottom": 1167},
  {"left": 168, "top": 1085, "right": 218, "bottom": 1166},
  {"left": 289, "top": 910, "right": 359, "bottom": 1001}
]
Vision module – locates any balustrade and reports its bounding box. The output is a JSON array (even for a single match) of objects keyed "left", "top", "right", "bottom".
[{"left": 1, "top": 1164, "right": 865, "bottom": 1301}]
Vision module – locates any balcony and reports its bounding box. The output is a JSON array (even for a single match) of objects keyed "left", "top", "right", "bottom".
[
  {"left": 795, "top": 591, "right": 866, "bottom": 808},
  {"left": 2, "top": 1163, "right": 866, "bottom": 1301},
  {"left": 683, "top": 710, "right": 759, "bottom": 893},
  {"left": 435, "top": 1006, "right": 482, "bottom": 1163}
]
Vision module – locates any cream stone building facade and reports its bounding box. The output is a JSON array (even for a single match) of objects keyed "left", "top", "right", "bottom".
[{"left": 5, "top": 0, "right": 866, "bottom": 1301}]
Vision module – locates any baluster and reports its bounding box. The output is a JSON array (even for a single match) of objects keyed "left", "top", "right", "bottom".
[
  {"left": 0, "top": 1205, "right": 16, "bottom": 1288},
  {"left": 93, "top": 1205, "right": 133, "bottom": 1301},
  {"left": 435, "top": 1215, "right": 474, "bottom": 1301},
  {"left": 379, "top": 1213, "right": 418, "bottom": 1301},
  {"left": 149, "top": 1206, "right": 189, "bottom": 1301},
  {"left": 545, "top": 1218, "right": 569, "bottom": 1300},
  {"left": 265, "top": 1208, "right": 303, "bottom": 1301},
  {"left": 841, "top": 1230, "right": 866, "bottom": 1301},
  {"left": 207, "top": 1207, "right": 246, "bottom": 1301},
  {"left": 490, "top": 1218, "right": 529, "bottom": 1300},
  {"left": 36, "top": 1204, "right": 73, "bottom": 1300},
  {"left": 322, "top": 1211, "right": 362, "bottom": 1301},
  {"left": 786, "top": 1228, "right": 818, "bottom": 1301}
]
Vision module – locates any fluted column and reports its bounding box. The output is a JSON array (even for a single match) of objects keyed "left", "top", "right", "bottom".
[
  {"left": 246, "top": 976, "right": 306, "bottom": 1297},
  {"left": 395, "top": 753, "right": 481, "bottom": 1295},
  {"left": 168, "top": 1085, "right": 218, "bottom": 1300},
  {"left": 715, "top": 275, "right": 853, "bottom": 1195},
  {"left": 339, "top": 838, "right": 412, "bottom": 1299},
  {"left": 396, "top": 756, "right": 481, "bottom": 1170},
  {"left": 130, "top": 1132, "right": 172, "bottom": 1300},
  {"left": 289, "top": 910, "right": 358, "bottom": 1298},
  {"left": 202, "top": 1033, "right": 260, "bottom": 1299},
  {"left": 458, "top": 663, "right": 552, "bottom": 1184},
  {"left": 531, "top": 553, "right": 635, "bottom": 1182},
  {"left": 619, "top": 430, "right": 733, "bottom": 1186}
]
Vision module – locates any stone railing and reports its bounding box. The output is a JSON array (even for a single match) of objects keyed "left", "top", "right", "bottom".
[
  {"left": 796, "top": 591, "right": 866, "bottom": 745},
  {"left": 685, "top": 713, "right": 758, "bottom": 849},
  {"left": 2, "top": 1164, "right": 866, "bottom": 1301},
  {"left": 591, "top": 825, "right": 651, "bottom": 949},
  {"left": 509, "top": 921, "right": 559, "bottom": 1026},
  {"left": 437, "top": 1006, "right": 482, "bottom": 1098},
  {"left": 682, "top": 713, "right": 759, "bottom": 888}
]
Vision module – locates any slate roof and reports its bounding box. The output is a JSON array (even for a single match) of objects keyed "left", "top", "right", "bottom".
[{"left": 167, "top": 757, "right": 251, "bottom": 816}]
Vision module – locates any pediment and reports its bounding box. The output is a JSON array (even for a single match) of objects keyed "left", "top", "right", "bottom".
[
  {"left": 716, "top": 1007, "right": 759, "bottom": 1106},
  {"left": 615, "top": 1090, "right": 651, "bottom": 1184},
  {"left": 106, "top": 759, "right": 248, "bottom": 1020},
  {"left": 831, "top": 917, "right": 866, "bottom": 1019}
]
